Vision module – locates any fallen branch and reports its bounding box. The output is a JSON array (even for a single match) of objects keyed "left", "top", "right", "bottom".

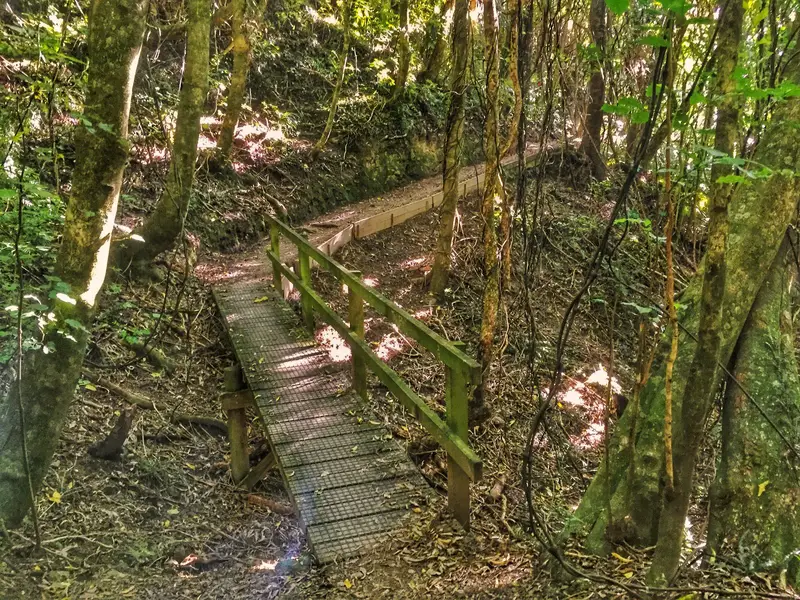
[
  {"left": 83, "top": 370, "right": 228, "bottom": 436},
  {"left": 245, "top": 493, "right": 294, "bottom": 515}
]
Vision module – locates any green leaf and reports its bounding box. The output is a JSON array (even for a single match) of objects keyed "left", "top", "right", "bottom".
[
  {"left": 605, "top": 0, "right": 629, "bottom": 15},
  {"left": 637, "top": 35, "right": 669, "bottom": 47},
  {"left": 716, "top": 174, "right": 746, "bottom": 184}
]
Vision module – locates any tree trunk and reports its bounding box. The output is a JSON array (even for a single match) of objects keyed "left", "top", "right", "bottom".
[
  {"left": 216, "top": 0, "right": 250, "bottom": 160},
  {"left": 647, "top": 0, "right": 743, "bottom": 584},
  {"left": 392, "top": 0, "right": 411, "bottom": 100},
  {"left": 118, "top": 0, "right": 211, "bottom": 269},
  {"left": 706, "top": 240, "right": 800, "bottom": 585},
  {"left": 429, "top": 0, "right": 470, "bottom": 298},
  {"left": 498, "top": 0, "right": 522, "bottom": 289},
  {"left": 0, "top": 0, "right": 147, "bottom": 528},
  {"left": 417, "top": 0, "right": 453, "bottom": 84},
  {"left": 564, "top": 51, "right": 800, "bottom": 558},
  {"left": 313, "top": 0, "right": 352, "bottom": 155},
  {"left": 578, "top": 0, "right": 606, "bottom": 179},
  {"left": 473, "top": 0, "right": 502, "bottom": 425}
]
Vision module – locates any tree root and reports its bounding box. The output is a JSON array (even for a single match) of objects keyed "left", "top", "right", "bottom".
[{"left": 82, "top": 369, "right": 228, "bottom": 436}]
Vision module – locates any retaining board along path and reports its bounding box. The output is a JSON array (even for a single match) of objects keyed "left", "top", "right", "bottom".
[{"left": 214, "top": 281, "right": 431, "bottom": 563}]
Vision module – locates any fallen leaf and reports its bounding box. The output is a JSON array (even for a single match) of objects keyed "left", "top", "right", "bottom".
[
  {"left": 253, "top": 296, "right": 269, "bottom": 303},
  {"left": 611, "top": 552, "right": 632, "bottom": 563},
  {"left": 48, "top": 490, "right": 62, "bottom": 504},
  {"left": 343, "top": 579, "right": 353, "bottom": 589},
  {"left": 758, "top": 480, "right": 770, "bottom": 496}
]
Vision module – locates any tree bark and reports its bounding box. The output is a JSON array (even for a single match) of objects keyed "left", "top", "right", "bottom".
[
  {"left": 392, "top": 0, "right": 411, "bottom": 100},
  {"left": 417, "top": 0, "right": 453, "bottom": 84},
  {"left": 216, "top": 0, "right": 250, "bottom": 160},
  {"left": 0, "top": 0, "right": 147, "bottom": 528},
  {"left": 313, "top": 0, "right": 352, "bottom": 155},
  {"left": 706, "top": 240, "right": 800, "bottom": 585},
  {"left": 429, "top": 0, "right": 470, "bottom": 298},
  {"left": 578, "top": 0, "right": 607, "bottom": 179},
  {"left": 498, "top": 0, "right": 522, "bottom": 289},
  {"left": 118, "top": 0, "right": 211, "bottom": 268},
  {"left": 474, "top": 0, "right": 502, "bottom": 425},
  {"left": 564, "top": 51, "right": 800, "bottom": 557},
  {"left": 647, "top": 0, "right": 744, "bottom": 584}
]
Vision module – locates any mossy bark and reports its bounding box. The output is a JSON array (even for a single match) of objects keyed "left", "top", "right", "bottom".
[
  {"left": 392, "top": 0, "right": 411, "bottom": 101},
  {"left": 647, "top": 0, "right": 743, "bottom": 584},
  {"left": 707, "top": 240, "right": 800, "bottom": 585},
  {"left": 0, "top": 0, "right": 147, "bottom": 528},
  {"left": 429, "top": 0, "right": 470, "bottom": 298},
  {"left": 418, "top": 0, "right": 453, "bottom": 84},
  {"left": 118, "top": 0, "right": 211, "bottom": 267},
  {"left": 216, "top": 0, "right": 250, "bottom": 160},
  {"left": 564, "top": 53, "right": 800, "bottom": 557},
  {"left": 578, "top": 0, "right": 606, "bottom": 180},
  {"left": 474, "top": 0, "right": 502, "bottom": 425}
]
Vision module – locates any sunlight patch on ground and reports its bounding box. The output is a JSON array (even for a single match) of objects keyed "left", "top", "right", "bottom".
[
  {"left": 362, "top": 276, "right": 379, "bottom": 288},
  {"left": 252, "top": 559, "right": 277, "bottom": 571},
  {"left": 413, "top": 307, "right": 432, "bottom": 320},
  {"left": 316, "top": 324, "right": 351, "bottom": 362},
  {"left": 399, "top": 256, "right": 426, "bottom": 270},
  {"left": 376, "top": 333, "right": 407, "bottom": 361}
]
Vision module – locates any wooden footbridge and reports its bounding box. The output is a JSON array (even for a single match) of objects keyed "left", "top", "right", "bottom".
[{"left": 212, "top": 214, "right": 483, "bottom": 564}]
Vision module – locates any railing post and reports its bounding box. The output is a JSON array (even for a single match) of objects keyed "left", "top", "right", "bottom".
[
  {"left": 347, "top": 271, "right": 367, "bottom": 401},
  {"left": 269, "top": 221, "right": 281, "bottom": 295},
  {"left": 446, "top": 342, "right": 471, "bottom": 529},
  {"left": 223, "top": 365, "right": 249, "bottom": 484},
  {"left": 297, "top": 248, "right": 314, "bottom": 331}
]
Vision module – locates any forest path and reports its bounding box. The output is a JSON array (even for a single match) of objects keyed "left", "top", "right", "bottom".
[{"left": 198, "top": 143, "right": 545, "bottom": 288}]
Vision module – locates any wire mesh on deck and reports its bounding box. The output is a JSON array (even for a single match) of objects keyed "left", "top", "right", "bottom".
[{"left": 214, "top": 283, "right": 430, "bottom": 564}]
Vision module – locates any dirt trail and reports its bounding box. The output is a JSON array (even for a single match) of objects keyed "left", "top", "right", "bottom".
[{"left": 197, "top": 145, "right": 544, "bottom": 286}]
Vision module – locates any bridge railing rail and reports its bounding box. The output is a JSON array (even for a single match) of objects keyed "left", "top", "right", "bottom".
[{"left": 265, "top": 214, "right": 482, "bottom": 528}]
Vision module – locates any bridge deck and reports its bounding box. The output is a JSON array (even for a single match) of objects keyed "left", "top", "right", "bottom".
[{"left": 213, "top": 281, "right": 430, "bottom": 564}]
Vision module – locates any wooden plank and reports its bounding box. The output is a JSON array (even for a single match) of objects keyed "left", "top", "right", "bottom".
[{"left": 270, "top": 260, "right": 482, "bottom": 482}]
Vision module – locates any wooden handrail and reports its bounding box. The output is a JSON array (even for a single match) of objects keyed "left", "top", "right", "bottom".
[
  {"left": 265, "top": 215, "right": 482, "bottom": 528},
  {"left": 267, "top": 214, "right": 481, "bottom": 383}
]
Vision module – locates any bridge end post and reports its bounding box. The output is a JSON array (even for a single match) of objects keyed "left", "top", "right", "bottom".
[
  {"left": 298, "top": 249, "right": 314, "bottom": 331},
  {"left": 223, "top": 365, "right": 250, "bottom": 484},
  {"left": 445, "top": 343, "right": 471, "bottom": 530},
  {"left": 269, "top": 222, "right": 282, "bottom": 295},
  {"left": 347, "top": 273, "right": 368, "bottom": 401}
]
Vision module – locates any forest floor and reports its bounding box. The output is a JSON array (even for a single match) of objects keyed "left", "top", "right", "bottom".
[{"left": 1, "top": 149, "right": 789, "bottom": 599}]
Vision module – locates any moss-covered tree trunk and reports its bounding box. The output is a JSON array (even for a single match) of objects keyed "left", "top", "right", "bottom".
[
  {"left": 498, "top": 0, "right": 521, "bottom": 288},
  {"left": 564, "top": 51, "right": 800, "bottom": 564},
  {"left": 474, "top": 0, "right": 502, "bottom": 425},
  {"left": 0, "top": 0, "right": 147, "bottom": 528},
  {"left": 313, "top": 0, "right": 352, "bottom": 155},
  {"left": 216, "top": 0, "right": 250, "bottom": 160},
  {"left": 429, "top": 0, "right": 470, "bottom": 298},
  {"left": 418, "top": 0, "right": 453, "bottom": 84},
  {"left": 392, "top": 0, "right": 411, "bottom": 101},
  {"left": 118, "top": 0, "right": 211, "bottom": 268},
  {"left": 578, "top": 0, "right": 606, "bottom": 179},
  {"left": 647, "top": 0, "right": 743, "bottom": 584},
  {"left": 706, "top": 240, "right": 800, "bottom": 584}
]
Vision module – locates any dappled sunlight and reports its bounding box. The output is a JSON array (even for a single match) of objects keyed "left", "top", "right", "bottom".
[
  {"left": 399, "top": 256, "right": 426, "bottom": 270},
  {"left": 376, "top": 332, "right": 407, "bottom": 361},
  {"left": 585, "top": 365, "right": 621, "bottom": 394},
  {"left": 413, "top": 307, "right": 432, "bottom": 320},
  {"left": 252, "top": 559, "right": 277, "bottom": 571},
  {"left": 362, "top": 276, "right": 379, "bottom": 288},
  {"left": 316, "top": 324, "right": 351, "bottom": 363}
]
